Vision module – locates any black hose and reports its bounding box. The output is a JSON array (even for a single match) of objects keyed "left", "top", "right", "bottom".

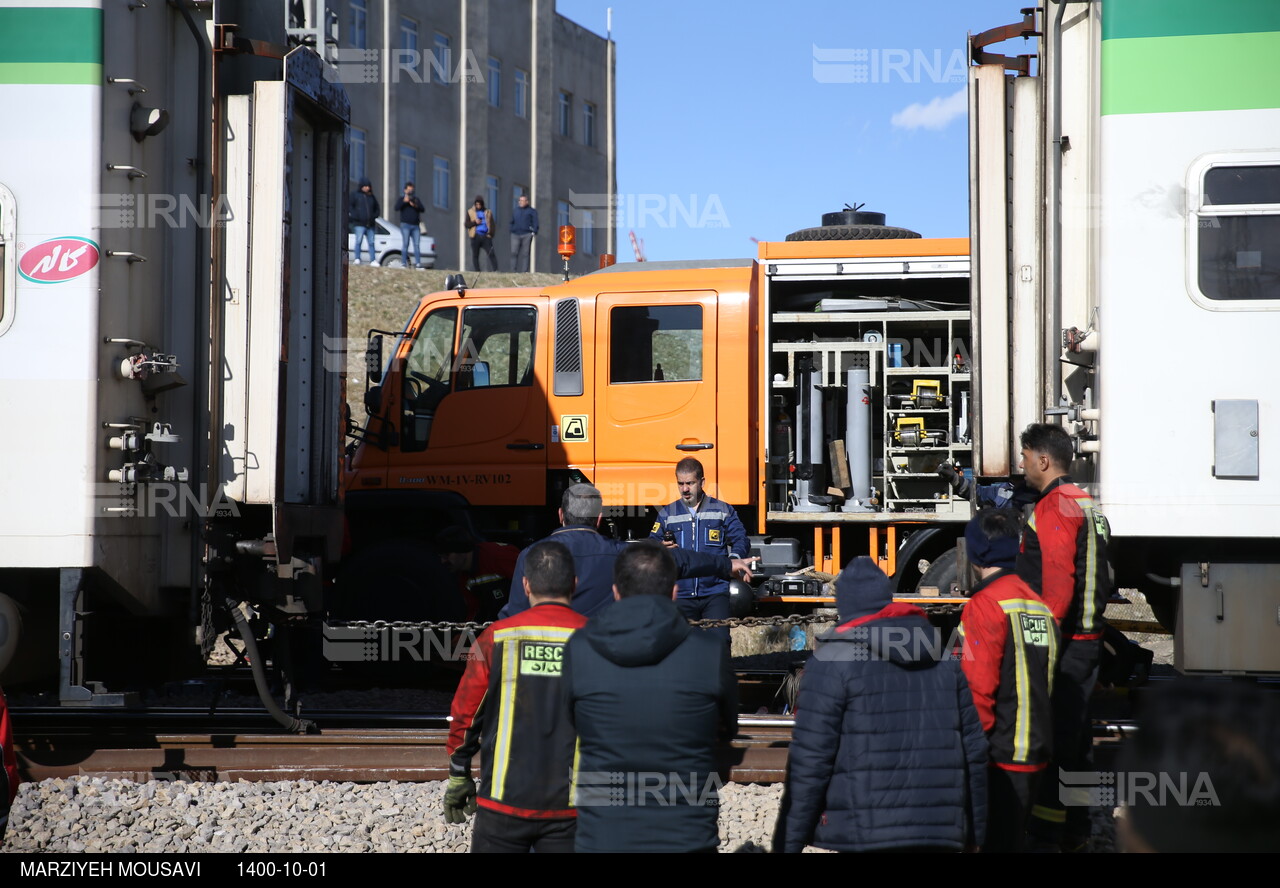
[{"left": 226, "top": 598, "right": 317, "bottom": 734}]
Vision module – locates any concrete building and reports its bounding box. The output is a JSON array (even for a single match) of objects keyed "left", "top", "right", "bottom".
[{"left": 293, "top": 0, "right": 616, "bottom": 274}]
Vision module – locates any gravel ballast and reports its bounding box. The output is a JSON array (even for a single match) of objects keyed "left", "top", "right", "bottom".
[{"left": 5, "top": 778, "right": 781, "bottom": 853}]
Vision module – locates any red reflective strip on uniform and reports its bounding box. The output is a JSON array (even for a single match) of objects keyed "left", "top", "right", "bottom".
[
  {"left": 994, "top": 761, "right": 1046, "bottom": 773},
  {"left": 1071, "top": 632, "right": 1102, "bottom": 641},
  {"left": 478, "top": 797, "right": 577, "bottom": 820}
]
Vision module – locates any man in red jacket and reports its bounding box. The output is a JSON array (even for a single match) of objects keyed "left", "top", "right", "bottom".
[
  {"left": 1, "top": 685, "right": 17, "bottom": 844},
  {"left": 1015, "top": 423, "right": 1110, "bottom": 850},
  {"left": 960, "top": 509, "right": 1059, "bottom": 852},
  {"left": 445, "top": 540, "right": 586, "bottom": 852}
]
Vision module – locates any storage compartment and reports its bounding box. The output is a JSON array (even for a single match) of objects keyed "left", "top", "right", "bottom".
[
  {"left": 764, "top": 296, "right": 973, "bottom": 522},
  {"left": 748, "top": 536, "right": 805, "bottom": 576}
]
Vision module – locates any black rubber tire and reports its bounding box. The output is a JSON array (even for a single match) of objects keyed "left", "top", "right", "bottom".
[
  {"left": 917, "top": 547, "right": 960, "bottom": 596},
  {"left": 1139, "top": 582, "right": 1179, "bottom": 633},
  {"left": 785, "top": 224, "right": 922, "bottom": 242},
  {"left": 822, "top": 210, "right": 886, "bottom": 227},
  {"left": 332, "top": 538, "right": 464, "bottom": 623}
]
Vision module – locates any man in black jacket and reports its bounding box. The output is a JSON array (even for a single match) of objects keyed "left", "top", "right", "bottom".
[
  {"left": 775, "top": 557, "right": 988, "bottom": 853},
  {"left": 562, "top": 542, "right": 737, "bottom": 853},
  {"left": 394, "top": 182, "right": 426, "bottom": 269},
  {"left": 349, "top": 177, "right": 379, "bottom": 265}
]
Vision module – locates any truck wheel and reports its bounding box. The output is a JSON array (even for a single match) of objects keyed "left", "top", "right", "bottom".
[
  {"left": 332, "top": 539, "right": 465, "bottom": 623},
  {"left": 786, "top": 224, "right": 921, "bottom": 242},
  {"left": 917, "top": 547, "right": 960, "bottom": 596}
]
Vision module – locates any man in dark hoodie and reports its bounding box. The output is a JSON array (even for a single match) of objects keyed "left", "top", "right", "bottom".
[
  {"left": 349, "top": 177, "right": 379, "bottom": 265},
  {"left": 561, "top": 541, "right": 737, "bottom": 853},
  {"left": 775, "top": 556, "right": 988, "bottom": 853}
]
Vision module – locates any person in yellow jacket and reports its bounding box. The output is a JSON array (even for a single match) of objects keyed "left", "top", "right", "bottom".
[{"left": 466, "top": 197, "right": 498, "bottom": 272}]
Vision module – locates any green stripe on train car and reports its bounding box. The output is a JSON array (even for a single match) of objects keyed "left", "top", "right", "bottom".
[
  {"left": 0, "top": 7, "right": 102, "bottom": 83},
  {"left": 1104, "top": 0, "right": 1280, "bottom": 41},
  {"left": 1101, "top": 31, "right": 1280, "bottom": 115}
]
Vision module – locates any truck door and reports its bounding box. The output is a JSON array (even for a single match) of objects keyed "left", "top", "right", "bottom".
[
  {"left": 594, "top": 292, "right": 718, "bottom": 504},
  {"left": 396, "top": 300, "right": 548, "bottom": 505}
]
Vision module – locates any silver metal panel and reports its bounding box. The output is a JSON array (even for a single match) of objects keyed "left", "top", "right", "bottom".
[
  {"left": 1009, "top": 74, "right": 1043, "bottom": 459},
  {"left": 1176, "top": 562, "right": 1280, "bottom": 674},
  {"left": 1213, "top": 399, "right": 1259, "bottom": 479},
  {"left": 970, "top": 65, "right": 1011, "bottom": 476}
]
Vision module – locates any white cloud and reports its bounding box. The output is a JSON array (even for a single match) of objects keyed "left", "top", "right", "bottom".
[{"left": 890, "top": 86, "right": 967, "bottom": 131}]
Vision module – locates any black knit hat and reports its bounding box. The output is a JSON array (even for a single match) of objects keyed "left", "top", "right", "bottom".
[{"left": 834, "top": 556, "right": 893, "bottom": 622}]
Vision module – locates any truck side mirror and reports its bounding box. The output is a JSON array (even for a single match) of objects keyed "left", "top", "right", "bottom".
[{"left": 366, "top": 334, "right": 383, "bottom": 384}]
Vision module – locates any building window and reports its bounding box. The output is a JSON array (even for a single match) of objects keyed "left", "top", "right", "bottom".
[
  {"left": 557, "top": 200, "right": 571, "bottom": 231},
  {"left": 349, "top": 0, "right": 367, "bottom": 50},
  {"left": 488, "top": 57, "right": 501, "bottom": 107},
  {"left": 583, "top": 102, "right": 596, "bottom": 148},
  {"left": 582, "top": 210, "right": 594, "bottom": 254},
  {"left": 433, "top": 156, "right": 451, "bottom": 210},
  {"left": 399, "top": 146, "right": 418, "bottom": 192},
  {"left": 558, "top": 91, "right": 572, "bottom": 137},
  {"left": 1194, "top": 162, "right": 1280, "bottom": 302},
  {"left": 432, "top": 32, "right": 451, "bottom": 85},
  {"left": 609, "top": 305, "right": 703, "bottom": 384},
  {"left": 400, "top": 16, "right": 419, "bottom": 80},
  {"left": 512, "top": 184, "right": 528, "bottom": 213},
  {"left": 515, "top": 69, "right": 529, "bottom": 119},
  {"left": 350, "top": 127, "right": 367, "bottom": 184},
  {"left": 485, "top": 176, "right": 500, "bottom": 217},
  {"left": 583, "top": 212, "right": 596, "bottom": 257}
]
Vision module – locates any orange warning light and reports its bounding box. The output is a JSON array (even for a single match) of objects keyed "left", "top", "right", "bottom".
[{"left": 558, "top": 224, "right": 576, "bottom": 259}]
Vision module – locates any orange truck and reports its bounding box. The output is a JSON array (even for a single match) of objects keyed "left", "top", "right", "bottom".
[{"left": 341, "top": 212, "right": 977, "bottom": 614}]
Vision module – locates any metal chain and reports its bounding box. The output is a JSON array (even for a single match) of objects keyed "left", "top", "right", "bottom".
[
  {"left": 690, "top": 612, "right": 840, "bottom": 630},
  {"left": 325, "top": 612, "right": 841, "bottom": 633}
]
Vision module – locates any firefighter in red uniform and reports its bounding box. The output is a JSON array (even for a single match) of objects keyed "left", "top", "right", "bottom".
[
  {"left": 1, "top": 685, "right": 18, "bottom": 844},
  {"left": 1014, "top": 423, "right": 1111, "bottom": 851},
  {"left": 959, "top": 508, "right": 1059, "bottom": 852},
  {"left": 444, "top": 540, "right": 585, "bottom": 852},
  {"left": 436, "top": 526, "right": 520, "bottom": 623}
]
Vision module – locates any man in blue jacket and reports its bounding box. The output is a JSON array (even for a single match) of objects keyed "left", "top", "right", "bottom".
[
  {"left": 509, "top": 194, "right": 538, "bottom": 272},
  {"left": 501, "top": 483, "right": 753, "bottom": 618},
  {"left": 650, "top": 458, "right": 748, "bottom": 641},
  {"left": 775, "top": 556, "right": 988, "bottom": 853}
]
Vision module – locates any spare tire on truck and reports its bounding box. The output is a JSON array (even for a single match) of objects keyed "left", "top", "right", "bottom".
[{"left": 786, "top": 208, "right": 921, "bottom": 242}]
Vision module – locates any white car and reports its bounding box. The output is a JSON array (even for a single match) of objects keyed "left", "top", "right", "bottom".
[{"left": 348, "top": 217, "right": 437, "bottom": 268}]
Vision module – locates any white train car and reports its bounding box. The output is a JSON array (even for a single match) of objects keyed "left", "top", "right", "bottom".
[
  {"left": 0, "top": 0, "right": 348, "bottom": 711},
  {"left": 972, "top": 0, "right": 1280, "bottom": 672}
]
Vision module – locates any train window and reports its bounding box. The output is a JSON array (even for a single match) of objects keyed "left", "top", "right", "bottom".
[
  {"left": 609, "top": 304, "right": 702, "bottom": 384},
  {"left": 458, "top": 306, "right": 536, "bottom": 389},
  {"left": 1195, "top": 163, "right": 1280, "bottom": 302}
]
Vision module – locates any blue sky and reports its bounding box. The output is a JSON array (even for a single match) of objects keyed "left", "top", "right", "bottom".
[{"left": 555, "top": 0, "right": 1026, "bottom": 261}]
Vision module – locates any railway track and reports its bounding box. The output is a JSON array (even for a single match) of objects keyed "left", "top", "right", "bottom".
[{"left": 13, "top": 705, "right": 1136, "bottom": 785}]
